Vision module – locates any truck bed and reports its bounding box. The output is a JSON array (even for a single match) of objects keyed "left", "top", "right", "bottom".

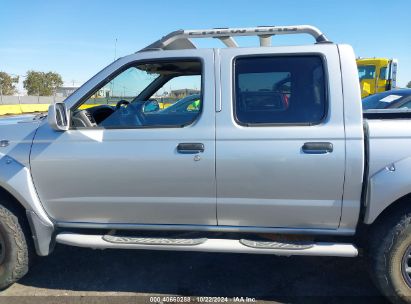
[
  {"left": 362, "top": 116, "right": 411, "bottom": 224},
  {"left": 363, "top": 109, "right": 411, "bottom": 120},
  {"left": 366, "top": 118, "right": 411, "bottom": 177}
]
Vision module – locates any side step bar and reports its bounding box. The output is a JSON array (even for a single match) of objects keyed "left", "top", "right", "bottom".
[{"left": 56, "top": 233, "right": 358, "bottom": 257}]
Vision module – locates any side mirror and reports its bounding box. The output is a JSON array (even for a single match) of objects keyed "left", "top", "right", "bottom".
[{"left": 48, "top": 102, "right": 69, "bottom": 131}]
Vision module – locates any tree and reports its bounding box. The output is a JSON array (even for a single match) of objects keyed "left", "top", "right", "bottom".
[
  {"left": 407, "top": 81, "right": 411, "bottom": 89},
  {"left": 0, "top": 72, "right": 19, "bottom": 95},
  {"left": 23, "top": 71, "right": 63, "bottom": 96}
]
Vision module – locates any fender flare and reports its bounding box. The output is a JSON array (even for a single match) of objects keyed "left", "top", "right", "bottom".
[
  {"left": 0, "top": 156, "right": 54, "bottom": 255},
  {"left": 365, "top": 157, "right": 411, "bottom": 224}
]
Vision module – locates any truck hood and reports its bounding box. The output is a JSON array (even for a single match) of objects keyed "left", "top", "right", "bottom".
[
  {"left": 0, "top": 114, "right": 44, "bottom": 167},
  {"left": 0, "top": 114, "right": 41, "bottom": 125}
]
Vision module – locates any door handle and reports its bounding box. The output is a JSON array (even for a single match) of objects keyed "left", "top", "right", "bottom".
[
  {"left": 177, "top": 143, "right": 205, "bottom": 154},
  {"left": 302, "top": 142, "right": 333, "bottom": 154}
]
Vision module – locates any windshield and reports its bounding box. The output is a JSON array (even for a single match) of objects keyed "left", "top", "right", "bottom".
[
  {"left": 358, "top": 65, "right": 376, "bottom": 80},
  {"left": 362, "top": 91, "right": 406, "bottom": 110}
]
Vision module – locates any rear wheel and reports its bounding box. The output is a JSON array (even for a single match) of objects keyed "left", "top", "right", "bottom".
[
  {"left": 0, "top": 204, "right": 32, "bottom": 289},
  {"left": 370, "top": 209, "right": 411, "bottom": 303}
]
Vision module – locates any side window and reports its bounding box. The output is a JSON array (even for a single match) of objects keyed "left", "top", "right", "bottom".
[
  {"left": 83, "top": 67, "right": 159, "bottom": 107},
  {"left": 74, "top": 60, "right": 202, "bottom": 128},
  {"left": 146, "top": 75, "right": 201, "bottom": 114},
  {"left": 379, "top": 67, "right": 387, "bottom": 80},
  {"left": 234, "top": 56, "right": 326, "bottom": 125}
]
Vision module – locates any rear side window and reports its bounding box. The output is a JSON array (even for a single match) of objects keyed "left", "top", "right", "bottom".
[{"left": 234, "top": 56, "right": 327, "bottom": 125}]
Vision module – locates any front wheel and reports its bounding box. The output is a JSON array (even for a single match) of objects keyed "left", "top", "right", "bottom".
[
  {"left": 0, "top": 203, "right": 32, "bottom": 289},
  {"left": 370, "top": 210, "right": 411, "bottom": 303}
]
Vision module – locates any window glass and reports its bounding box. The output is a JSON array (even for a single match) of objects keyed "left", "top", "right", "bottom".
[
  {"left": 400, "top": 101, "right": 411, "bottom": 109},
  {"left": 74, "top": 60, "right": 202, "bottom": 128},
  {"left": 83, "top": 67, "right": 159, "bottom": 107},
  {"left": 380, "top": 67, "right": 387, "bottom": 80},
  {"left": 362, "top": 91, "right": 406, "bottom": 110},
  {"left": 358, "top": 65, "right": 376, "bottom": 80},
  {"left": 234, "top": 56, "right": 326, "bottom": 125},
  {"left": 147, "top": 75, "right": 201, "bottom": 113}
]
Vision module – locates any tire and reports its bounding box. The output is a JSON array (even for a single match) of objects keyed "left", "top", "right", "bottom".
[
  {"left": 0, "top": 203, "right": 32, "bottom": 289},
  {"left": 370, "top": 207, "right": 411, "bottom": 304}
]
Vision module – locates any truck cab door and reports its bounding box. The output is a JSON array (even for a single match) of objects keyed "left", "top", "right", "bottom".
[
  {"left": 30, "top": 49, "right": 217, "bottom": 226},
  {"left": 216, "top": 45, "right": 346, "bottom": 230},
  {"left": 377, "top": 59, "right": 398, "bottom": 93},
  {"left": 357, "top": 63, "right": 377, "bottom": 98}
]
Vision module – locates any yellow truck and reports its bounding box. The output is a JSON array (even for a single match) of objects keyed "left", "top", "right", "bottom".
[{"left": 357, "top": 57, "right": 398, "bottom": 98}]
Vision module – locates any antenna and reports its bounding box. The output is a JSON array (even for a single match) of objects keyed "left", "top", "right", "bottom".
[{"left": 114, "top": 38, "right": 118, "bottom": 61}]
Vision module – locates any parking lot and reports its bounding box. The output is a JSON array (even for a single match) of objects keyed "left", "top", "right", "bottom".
[{"left": 0, "top": 244, "right": 389, "bottom": 303}]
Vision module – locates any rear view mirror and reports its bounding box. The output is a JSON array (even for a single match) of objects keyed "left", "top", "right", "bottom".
[{"left": 48, "top": 102, "right": 69, "bottom": 131}]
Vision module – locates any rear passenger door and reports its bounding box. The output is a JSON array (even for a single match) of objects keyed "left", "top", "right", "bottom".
[{"left": 216, "top": 45, "right": 346, "bottom": 229}]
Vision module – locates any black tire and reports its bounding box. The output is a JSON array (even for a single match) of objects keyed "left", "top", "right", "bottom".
[
  {"left": 369, "top": 207, "right": 411, "bottom": 304},
  {"left": 0, "top": 203, "right": 32, "bottom": 289}
]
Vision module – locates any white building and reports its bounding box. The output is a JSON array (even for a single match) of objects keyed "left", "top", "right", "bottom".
[{"left": 56, "top": 86, "right": 80, "bottom": 98}]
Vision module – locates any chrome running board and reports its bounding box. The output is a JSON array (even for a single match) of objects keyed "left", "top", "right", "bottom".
[
  {"left": 56, "top": 232, "right": 358, "bottom": 257},
  {"left": 102, "top": 234, "right": 207, "bottom": 246}
]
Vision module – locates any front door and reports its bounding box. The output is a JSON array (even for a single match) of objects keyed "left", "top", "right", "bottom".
[
  {"left": 216, "top": 45, "right": 346, "bottom": 229},
  {"left": 30, "top": 50, "right": 217, "bottom": 225}
]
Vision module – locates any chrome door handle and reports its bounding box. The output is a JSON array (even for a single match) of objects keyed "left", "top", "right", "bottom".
[
  {"left": 177, "top": 143, "right": 205, "bottom": 154},
  {"left": 302, "top": 142, "right": 333, "bottom": 154}
]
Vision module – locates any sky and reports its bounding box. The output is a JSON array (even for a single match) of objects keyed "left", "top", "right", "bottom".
[{"left": 0, "top": 0, "right": 410, "bottom": 94}]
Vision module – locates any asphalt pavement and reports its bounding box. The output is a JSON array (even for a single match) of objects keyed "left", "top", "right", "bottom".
[{"left": 0, "top": 244, "right": 391, "bottom": 304}]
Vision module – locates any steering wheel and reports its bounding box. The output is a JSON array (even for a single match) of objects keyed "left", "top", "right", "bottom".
[
  {"left": 116, "top": 100, "right": 130, "bottom": 109},
  {"left": 114, "top": 99, "right": 146, "bottom": 126}
]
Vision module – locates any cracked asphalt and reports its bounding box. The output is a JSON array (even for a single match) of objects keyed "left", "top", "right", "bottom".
[{"left": 0, "top": 243, "right": 390, "bottom": 303}]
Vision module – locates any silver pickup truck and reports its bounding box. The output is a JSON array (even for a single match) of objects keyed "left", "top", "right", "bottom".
[{"left": 0, "top": 25, "right": 410, "bottom": 303}]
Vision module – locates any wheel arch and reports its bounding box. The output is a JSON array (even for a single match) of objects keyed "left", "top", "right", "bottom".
[
  {"left": 0, "top": 159, "right": 54, "bottom": 256},
  {"left": 0, "top": 185, "right": 29, "bottom": 226},
  {"left": 369, "top": 193, "right": 411, "bottom": 227}
]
